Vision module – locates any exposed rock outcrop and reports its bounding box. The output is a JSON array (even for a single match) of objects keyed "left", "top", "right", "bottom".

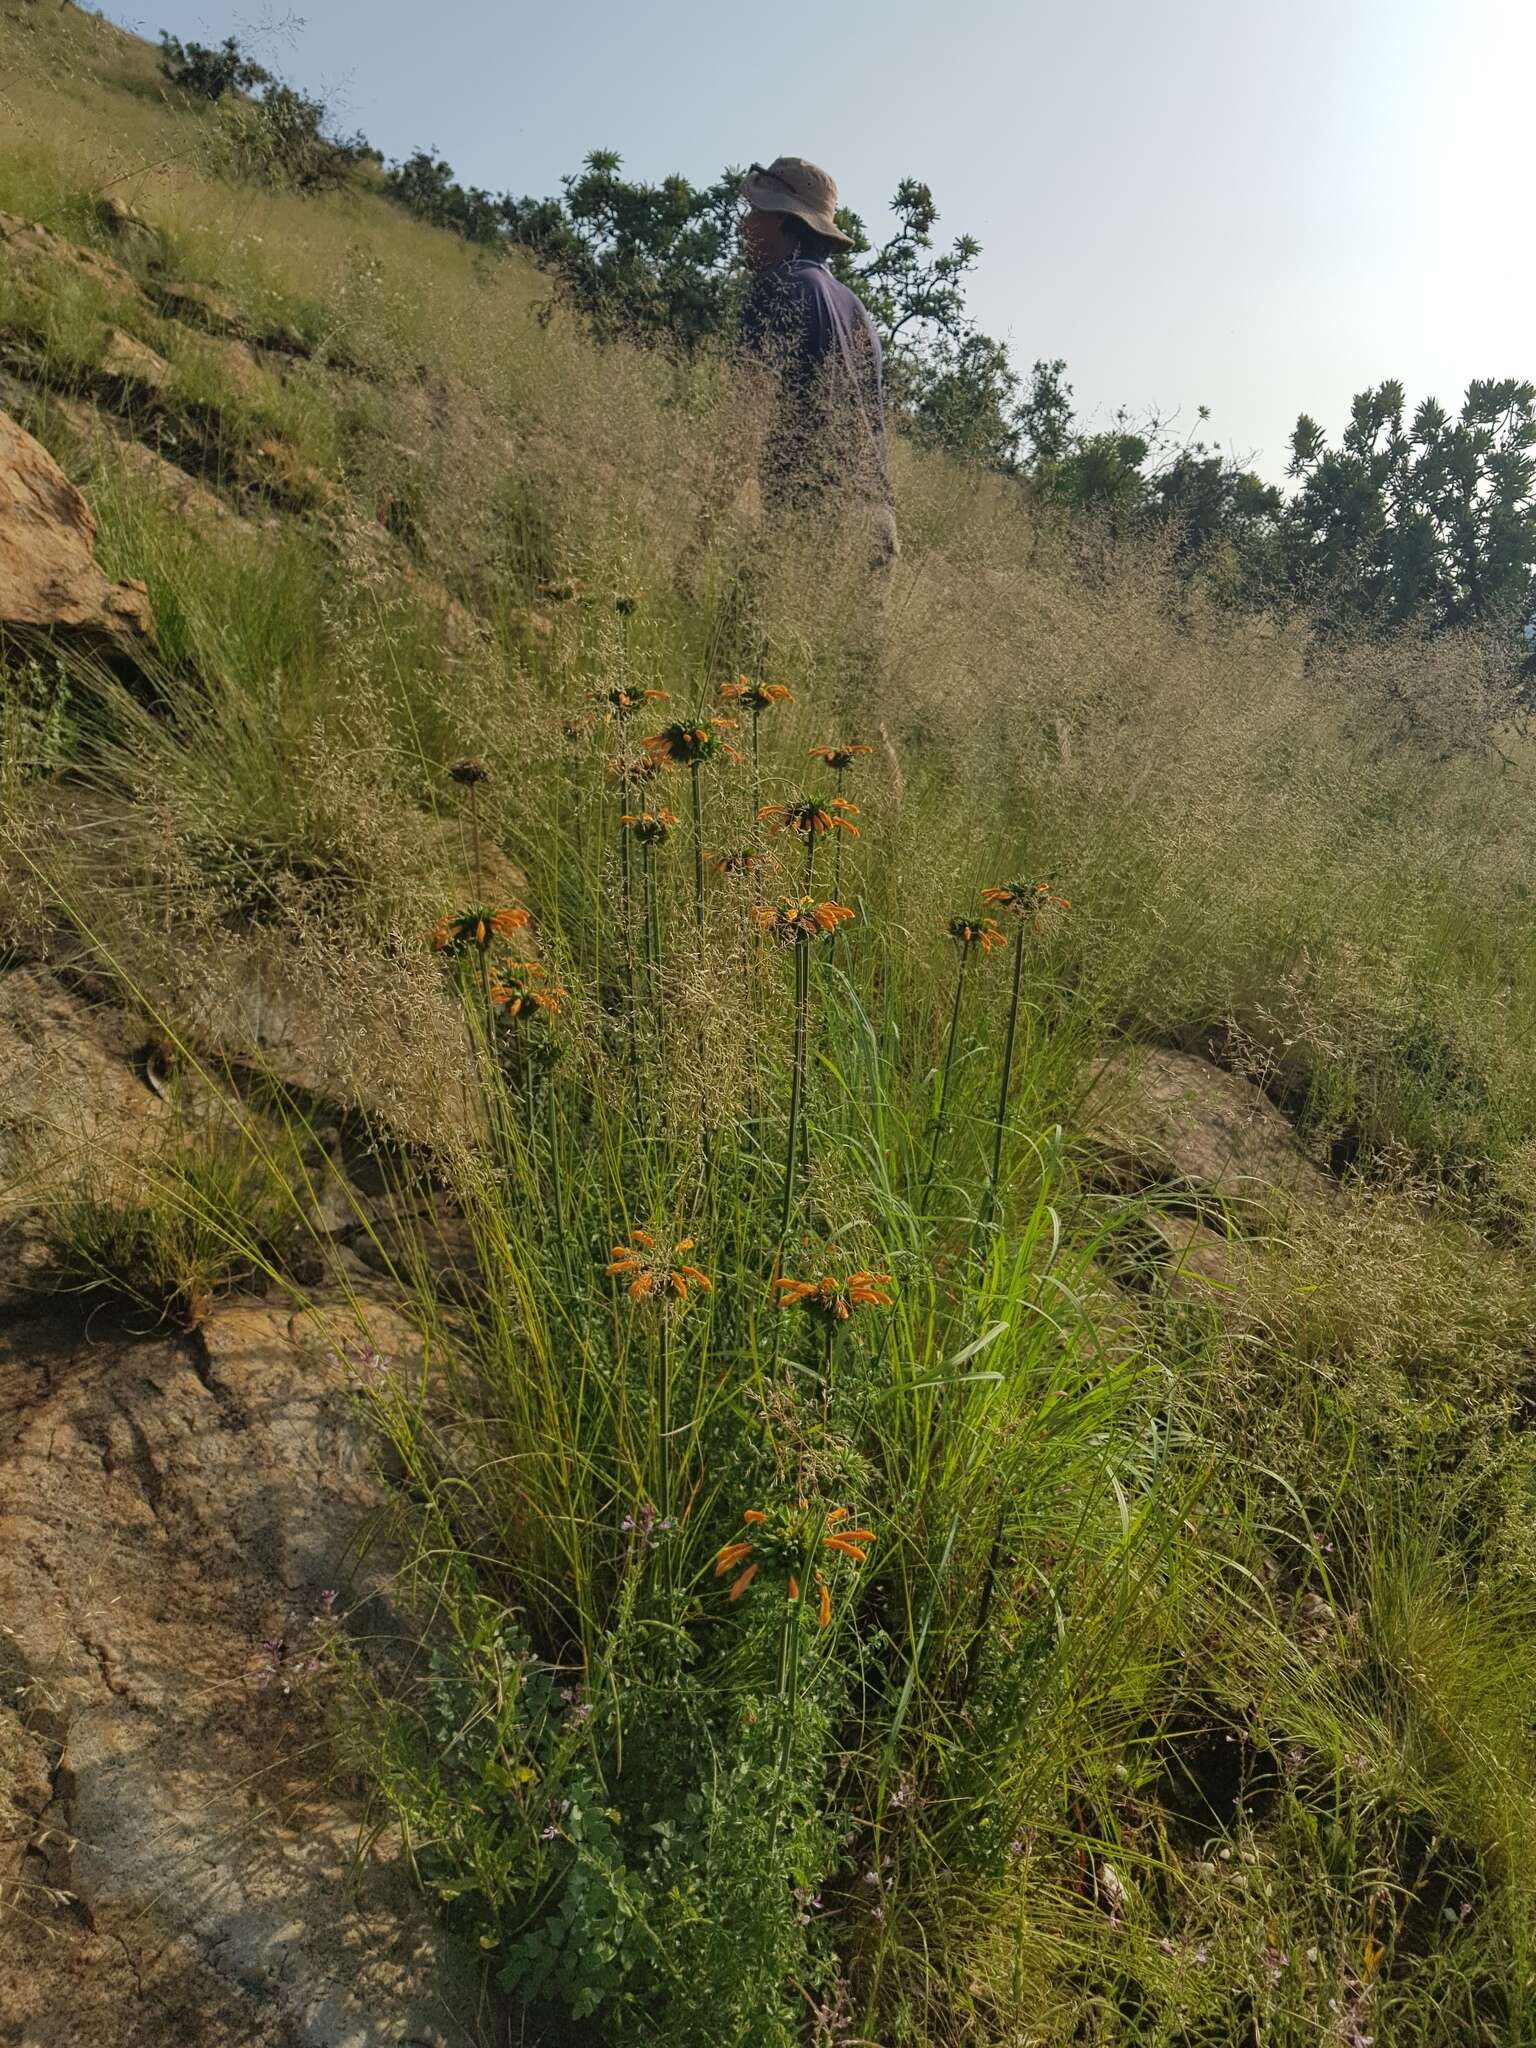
[
  {"left": 0, "top": 1297, "right": 490, "bottom": 2047},
  {"left": 1081, "top": 1044, "right": 1330, "bottom": 1225},
  {"left": 0, "top": 406, "right": 154, "bottom": 663},
  {"left": 0, "top": 209, "right": 140, "bottom": 298}
]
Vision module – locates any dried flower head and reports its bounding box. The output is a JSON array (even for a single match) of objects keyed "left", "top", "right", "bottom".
[
  {"left": 606, "top": 752, "right": 665, "bottom": 784},
  {"left": 644, "top": 718, "right": 741, "bottom": 768},
  {"left": 613, "top": 592, "right": 644, "bottom": 616},
  {"left": 606, "top": 1228, "right": 713, "bottom": 1304},
  {"left": 947, "top": 915, "right": 1007, "bottom": 954},
  {"left": 431, "top": 904, "right": 531, "bottom": 955},
  {"left": 980, "top": 879, "right": 1072, "bottom": 939},
  {"left": 621, "top": 807, "right": 679, "bottom": 846},
  {"left": 757, "top": 795, "right": 860, "bottom": 840},
  {"left": 536, "top": 578, "right": 583, "bottom": 603},
  {"left": 772, "top": 1269, "right": 893, "bottom": 1322},
  {"left": 808, "top": 743, "right": 871, "bottom": 774},
  {"left": 752, "top": 897, "right": 854, "bottom": 945},
  {"left": 448, "top": 758, "right": 490, "bottom": 787},
  {"left": 719, "top": 676, "right": 795, "bottom": 712},
  {"left": 489, "top": 959, "right": 566, "bottom": 1017},
  {"left": 707, "top": 844, "right": 771, "bottom": 878}
]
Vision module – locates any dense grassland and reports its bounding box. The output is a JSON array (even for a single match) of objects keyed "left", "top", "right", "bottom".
[{"left": 8, "top": 9, "right": 1536, "bottom": 2043}]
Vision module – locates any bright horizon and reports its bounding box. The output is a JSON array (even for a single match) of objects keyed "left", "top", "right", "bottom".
[{"left": 106, "top": 0, "right": 1535, "bottom": 483}]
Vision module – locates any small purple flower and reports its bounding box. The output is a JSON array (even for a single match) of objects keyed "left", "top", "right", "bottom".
[
  {"left": 540, "top": 1823, "right": 560, "bottom": 1840},
  {"left": 1008, "top": 1838, "right": 1025, "bottom": 1859},
  {"left": 318, "top": 1589, "right": 337, "bottom": 1616},
  {"left": 621, "top": 1502, "right": 673, "bottom": 1547},
  {"left": 347, "top": 1342, "right": 393, "bottom": 1383},
  {"left": 871, "top": 1905, "right": 885, "bottom": 1923}
]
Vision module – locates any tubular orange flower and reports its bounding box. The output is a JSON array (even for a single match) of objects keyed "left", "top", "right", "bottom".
[
  {"left": 808, "top": 743, "right": 871, "bottom": 773},
  {"left": 719, "top": 676, "right": 795, "bottom": 711},
  {"left": 729, "top": 1563, "right": 759, "bottom": 1600},
  {"left": 752, "top": 896, "right": 854, "bottom": 945},
  {"left": 713, "top": 1502, "right": 872, "bottom": 1620},
  {"left": 947, "top": 915, "right": 1007, "bottom": 954},
  {"left": 488, "top": 960, "right": 565, "bottom": 1017},
  {"left": 757, "top": 795, "right": 860, "bottom": 840},
  {"left": 643, "top": 718, "right": 742, "bottom": 767},
  {"left": 431, "top": 904, "right": 532, "bottom": 955},
  {"left": 621, "top": 807, "right": 679, "bottom": 846},
  {"left": 606, "top": 1229, "right": 713, "bottom": 1305},
  {"left": 772, "top": 1269, "right": 894, "bottom": 1323},
  {"left": 815, "top": 1571, "right": 831, "bottom": 1629},
  {"left": 980, "top": 878, "right": 1072, "bottom": 939},
  {"left": 598, "top": 683, "right": 670, "bottom": 716}
]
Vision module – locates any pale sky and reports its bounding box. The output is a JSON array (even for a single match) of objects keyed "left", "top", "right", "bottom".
[{"left": 111, "top": 0, "right": 1536, "bottom": 480}]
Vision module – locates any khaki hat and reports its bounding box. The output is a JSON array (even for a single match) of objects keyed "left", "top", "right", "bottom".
[{"left": 739, "top": 156, "right": 855, "bottom": 250}]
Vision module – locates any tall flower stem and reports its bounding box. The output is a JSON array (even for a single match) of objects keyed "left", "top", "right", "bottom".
[
  {"left": 643, "top": 842, "right": 663, "bottom": 1021},
  {"left": 775, "top": 1569, "right": 804, "bottom": 1777},
  {"left": 921, "top": 948, "right": 971, "bottom": 1208},
  {"left": 830, "top": 767, "right": 847, "bottom": 904},
  {"left": 986, "top": 929, "right": 1027, "bottom": 1222},
  {"left": 779, "top": 933, "right": 811, "bottom": 1242},
  {"left": 750, "top": 708, "right": 762, "bottom": 820},
  {"left": 657, "top": 1312, "right": 674, "bottom": 1594},
  {"left": 616, "top": 715, "right": 634, "bottom": 941},
  {"left": 466, "top": 781, "right": 484, "bottom": 899},
  {"left": 689, "top": 760, "right": 706, "bottom": 931},
  {"left": 802, "top": 832, "right": 815, "bottom": 896}
]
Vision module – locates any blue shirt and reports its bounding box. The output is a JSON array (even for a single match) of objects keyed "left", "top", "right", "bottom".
[{"left": 740, "top": 258, "right": 888, "bottom": 502}]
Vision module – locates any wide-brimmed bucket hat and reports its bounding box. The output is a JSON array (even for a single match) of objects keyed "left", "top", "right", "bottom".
[{"left": 738, "top": 156, "right": 855, "bottom": 250}]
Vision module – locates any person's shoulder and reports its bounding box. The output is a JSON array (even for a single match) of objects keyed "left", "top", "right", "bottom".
[{"left": 797, "top": 261, "right": 873, "bottom": 322}]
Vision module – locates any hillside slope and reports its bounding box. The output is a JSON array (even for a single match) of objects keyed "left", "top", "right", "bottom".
[{"left": 7, "top": 9, "right": 1536, "bottom": 2047}]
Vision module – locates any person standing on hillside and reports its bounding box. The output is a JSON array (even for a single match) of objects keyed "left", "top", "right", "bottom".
[
  {"left": 738, "top": 157, "right": 892, "bottom": 525},
  {"left": 732, "top": 157, "right": 899, "bottom": 691}
]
